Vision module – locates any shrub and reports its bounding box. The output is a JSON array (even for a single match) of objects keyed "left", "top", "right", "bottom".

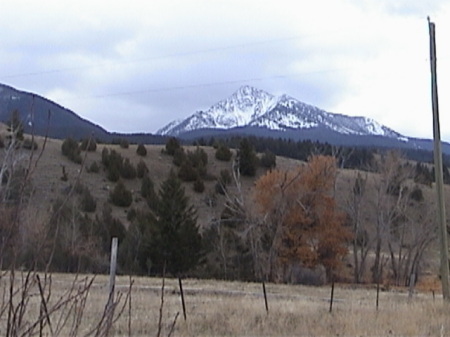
[
  {"left": 107, "top": 166, "right": 121, "bottom": 182},
  {"left": 62, "top": 137, "right": 78, "bottom": 156},
  {"left": 103, "top": 149, "right": 124, "bottom": 181},
  {"left": 121, "top": 158, "right": 137, "bottom": 179},
  {"left": 120, "top": 138, "right": 129, "bottom": 149},
  {"left": 106, "top": 150, "right": 124, "bottom": 170},
  {"left": 141, "top": 175, "right": 158, "bottom": 210},
  {"left": 178, "top": 160, "right": 198, "bottom": 182},
  {"left": 80, "top": 188, "right": 97, "bottom": 212},
  {"left": 80, "top": 137, "right": 97, "bottom": 152},
  {"left": 88, "top": 161, "right": 100, "bottom": 173},
  {"left": 219, "top": 169, "right": 232, "bottom": 186},
  {"left": 165, "top": 137, "right": 181, "bottom": 155},
  {"left": 101, "top": 147, "right": 110, "bottom": 166},
  {"left": 110, "top": 181, "right": 133, "bottom": 207},
  {"left": 172, "top": 148, "right": 186, "bottom": 167},
  {"left": 112, "top": 137, "right": 129, "bottom": 148},
  {"left": 136, "top": 160, "right": 149, "bottom": 178},
  {"left": 410, "top": 186, "right": 424, "bottom": 202},
  {"left": 61, "top": 138, "right": 82, "bottom": 164},
  {"left": 260, "top": 150, "right": 276, "bottom": 169},
  {"left": 189, "top": 147, "right": 208, "bottom": 166},
  {"left": 136, "top": 143, "right": 147, "bottom": 156},
  {"left": 215, "top": 144, "right": 232, "bottom": 161},
  {"left": 193, "top": 177, "right": 205, "bottom": 193},
  {"left": 141, "top": 175, "right": 154, "bottom": 199},
  {"left": 126, "top": 208, "right": 138, "bottom": 221},
  {"left": 185, "top": 147, "right": 208, "bottom": 178}
]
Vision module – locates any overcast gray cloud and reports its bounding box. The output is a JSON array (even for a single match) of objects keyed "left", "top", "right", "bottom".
[{"left": 1, "top": 0, "right": 450, "bottom": 140}]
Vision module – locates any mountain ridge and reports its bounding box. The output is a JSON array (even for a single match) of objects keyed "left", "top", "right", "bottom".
[
  {"left": 0, "top": 83, "right": 166, "bottom": 144},
  {"left": 2, "top": 82, "right": 449, "bottom": 156},
  {"left": 157, "top": 85, "right": 404, "bottom": 141}
]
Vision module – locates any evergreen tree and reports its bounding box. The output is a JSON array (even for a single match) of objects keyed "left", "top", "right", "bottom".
[
  {"left": 238, "top": 138, "right": 258, "bottom": 176},
  {"left": 193, "top": 177, "right": 205, "bottom": 193},
  {"left": 119, "top": 138, "right": 129, "bottom": 149},
  {"left": 172, "top": 148, "right": 186, "bottom": 166},
  {"left": 121, "top": 158, "right": 137, "bottom": 179},
  {"left": 165, "top": 137, "right": 181, "bottom": 155},
  {"left": 136, "top": 143, "right": 147, "bottom": 156},
  {"left": 260, "top": 149, "right": 276, "bottom": 169},
  {"left": 80, "top": 137, "right": 97, "bottom": 151},
  {"left": 119, "top": 210, "right": 156, "bottom": 274},
  {"left": 215, "top": 144, "right": 232, "bottom": 161},
  {"left": 109, "top": 181, "right": 133, "bottom": 207},
  {"left": 79, "top": 187, "right": 97, "bottom": 212},
  {"left": 141, "top": 175, "right": 159, "bottom": 211},
  {"left": 88, "top": 161, "right": 100, "bottom": 173},
  {"left": 136, "top": 160, "right": 149, "bottom": 178},
  {"left": 149, "top": 170, "right": 202, "bottom": 275},
  {"left": 61, "top": 138, "right": 82, "bottom": 164},
  {"left": 93, "top": 204, "right": 127, "bottom": 253}
]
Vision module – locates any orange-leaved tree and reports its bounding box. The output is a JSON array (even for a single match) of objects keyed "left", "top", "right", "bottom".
[{"left": 253, "top": 155, "right": 351, "bottom": 282}]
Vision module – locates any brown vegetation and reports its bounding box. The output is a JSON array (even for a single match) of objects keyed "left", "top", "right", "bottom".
[
  {"left": 0, "top": 273, "right": 445, "bottom": 336},
  {"left": 253, "top": 155, "right": 352, "bottom": 282}
]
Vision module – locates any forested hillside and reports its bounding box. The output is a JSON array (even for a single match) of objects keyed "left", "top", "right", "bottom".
[{"left": 0, "top": 122, "right": 444, "bottom": 288}]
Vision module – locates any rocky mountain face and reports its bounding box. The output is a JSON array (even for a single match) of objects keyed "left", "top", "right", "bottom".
[{"left": 157, "top": 85, "right": 406, "bottom": 142}]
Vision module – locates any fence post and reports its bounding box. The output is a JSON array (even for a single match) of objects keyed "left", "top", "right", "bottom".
[
  {"left": 178, "top": 278, "right": 187, "bottom": 321},
  {"left": 408, "top": 273, "right": 416, "bottom": 299},
  {"left": 262, "top": 281, "right": 269, "bottom": 314},
  {"left": 108, "top": 237, "right": 118, "bottom": 303},
  {"left": 102, "top": 237, "right": 118, "bottom": 334},
  {"left": 329, "top": 278, "right": 335, "bottom": 313}
]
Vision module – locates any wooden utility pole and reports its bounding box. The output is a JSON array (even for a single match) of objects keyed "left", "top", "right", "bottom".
[{"left": 428, "top": 17, "right": 450, "bottom": 300}]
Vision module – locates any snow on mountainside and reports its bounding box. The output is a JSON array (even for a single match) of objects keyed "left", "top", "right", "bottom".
[{"left": 157, "top": 86, "right": 404, "bottom": 140}]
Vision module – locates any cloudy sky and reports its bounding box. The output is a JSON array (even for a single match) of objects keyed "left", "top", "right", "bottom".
[{"left": 1, "top": 0, "right": 450, "bottom": 140}]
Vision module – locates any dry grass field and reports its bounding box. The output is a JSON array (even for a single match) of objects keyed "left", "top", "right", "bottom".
[
  {"left": 2, "top": 272, "right": 450, "bottom": 336},
  {"left": 3, "top": 125, "right": 450, "bottom": 335}
]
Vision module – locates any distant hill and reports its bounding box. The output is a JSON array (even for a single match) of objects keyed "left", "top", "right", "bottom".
[{"left": 0, "top": 83, "right": 166, "bottom": 144}]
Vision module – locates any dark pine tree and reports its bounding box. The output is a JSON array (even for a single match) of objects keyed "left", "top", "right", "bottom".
[
  {"left": 238, "top": 138, "right": 258, "bottom": 176},
  {"left": 150, "top": 170, "right": 202, "bottom": 276}
]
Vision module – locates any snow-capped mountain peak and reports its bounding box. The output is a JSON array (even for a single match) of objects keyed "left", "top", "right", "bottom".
[{"left": 156, "top": 86, "right": 404, "bottom": 141}]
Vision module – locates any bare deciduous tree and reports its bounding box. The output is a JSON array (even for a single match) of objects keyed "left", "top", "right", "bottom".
[
  {"left": 370, "top": 151, "right": 436, "bottom": 286},
  {"left": 343, "top": 172, "right": 372, "bottom": 283}
]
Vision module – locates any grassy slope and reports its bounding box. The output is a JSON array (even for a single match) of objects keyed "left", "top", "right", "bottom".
[{"left": 21, "top": 132, "right": 308, "bottom": 231}]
